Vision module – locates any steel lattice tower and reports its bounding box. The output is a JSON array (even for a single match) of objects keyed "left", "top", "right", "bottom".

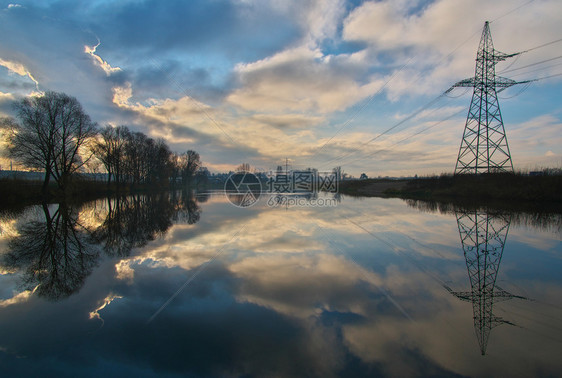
[
  {"left": 446, "top": 210, "right": 525, "bottom": 355},
  {"left": 454, "top": 22, "right": 526, "bottom": 174}
]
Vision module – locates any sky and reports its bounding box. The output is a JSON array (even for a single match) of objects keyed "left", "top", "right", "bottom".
[{"left": 0, "top": 0, "right": 561, "bottom": 177}]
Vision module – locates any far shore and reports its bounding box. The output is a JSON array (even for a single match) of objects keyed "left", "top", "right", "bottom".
[{"left": 338, "top": 173, "right": 562, "bottom": 212}]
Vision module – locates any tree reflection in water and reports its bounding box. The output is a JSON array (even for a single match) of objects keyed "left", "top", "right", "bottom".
[
  {"left": 171, "top": 189, "right": 202, "bottom": 225},
  {"left": 1, "top": 202, "right": 99, "bottom": 301},
  {"left": 91, "top": 193, "right": 178, "bottom": 257},
  {"left": 1, "top": 191, "right": 202, "bottom": 301}
]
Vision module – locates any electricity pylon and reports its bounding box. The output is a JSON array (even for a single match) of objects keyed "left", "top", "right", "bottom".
[
  {"left": 446, "top": 210, "right": 526, "bottom": 355},
  {"left": 454, "top": 21, "right": 529, "bottom": 174}
]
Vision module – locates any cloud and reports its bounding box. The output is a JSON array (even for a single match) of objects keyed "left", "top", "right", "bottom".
[
  {"left": 0, "top": 91, "right": 14, "bottom": 101},
  {"left": 0, "top": 57, "right": 39, "bottom": 90},
  {"left": 250, "top": 113, "right": 324, "bottom": 130},
  {"left": 88, "top": 293, "right": 122, "bottom": 325},
  {"left": 0, "top": 289, "right": 33, "bottom": 307},
  {"left": 507, "top": 114, "right": 562, "bottom": 168},
  {"left": 82, "top": 0, "right": 302, "bottom": 64},
  {"left": 342, "top": 0, "right": 562, "bottom": 98},
  {"left": 228, "top": 45, "right": 383, "bottom": 113},
  {"left": 0, "top": 0, "right": 560, "bottom": 176},
  {"left": 84, "top": 39, "right": 122, "bottom": 76}
]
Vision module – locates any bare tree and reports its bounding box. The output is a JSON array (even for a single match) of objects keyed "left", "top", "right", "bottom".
[
  {"left": 123, "top": 131, "right": 147, "bottom": 186},
  {"left": 150, "top": 138, "right": 173, "bottom": 186},
  {"left": 178, "top": 150, "right": 201, "bottom": 185},
  {"left": 92, "top": 125, "right": 129, "bottom": 187},
  {"left": 7, "top": 91, "right": 98, "bottom": 192}
]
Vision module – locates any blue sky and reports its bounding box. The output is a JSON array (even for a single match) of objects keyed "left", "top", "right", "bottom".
[{"left": 0, "top": 0, "right": 561, "bottom": 176}]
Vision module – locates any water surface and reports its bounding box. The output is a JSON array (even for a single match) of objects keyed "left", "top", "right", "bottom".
[{"left": 0, "top": 191, "right": 561, "bottom": 377}]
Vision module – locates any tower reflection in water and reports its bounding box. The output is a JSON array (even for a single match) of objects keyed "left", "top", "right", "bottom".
[{"left": 445, "top": 210, "right": 526, "bottom": 355}]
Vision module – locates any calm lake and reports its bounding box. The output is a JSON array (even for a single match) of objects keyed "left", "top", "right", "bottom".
[{"left": 0, "top": 191, "right": 561, "bottom": 377}]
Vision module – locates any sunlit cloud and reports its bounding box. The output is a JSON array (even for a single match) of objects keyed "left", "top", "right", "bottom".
[
  {"left": 0, "top": 288, "right": 34, "bottom": 307},
  {"left": 0, "top": 91, "right": 14, "bottom": 101},
  {"left": 0, "top": 57, "right": 39, "bottom": 90},
  {"left": 229, "top": 253, "right": 383, "bottom": 318},
  {"left": 84, "top": 39, "right": 122, "bottom": 76},
  {"left": 0, "top": 0, "right": 560, "bottom": 175},
  {"left": 88, "top": 293, "right": 123, "bottom": 326},
  {"left": 342, "top": 0, "right": 562, "bottom": 99},
  {"left": 228, "top": 45, "right": 384, "bottom": 114}
]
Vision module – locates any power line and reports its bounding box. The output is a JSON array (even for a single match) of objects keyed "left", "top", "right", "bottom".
[
  {"left": 342, "top": 108, "right": 465, "bottom": 168},
  {"left": 508, "top": 61, "right": 562, "bottom": 79},
  {"left": 498, "top": 82, "right": 532, "bottom": 99},
  {"left": 499, "top": 55, "right": 562, "bottom": 75},
  {"left": 314, "top": 57, "right": 415, "bottom": 157},
  {"left": 532, "top": 72, "right": 562, "bottom": 81},
  {"left": 490, "top": 0, "right": 535, "bottom": 23},
  {"left": 318, "top": 92, "right": 449, "bottom": 169},
  {"left": 313, "top": 21, "right": 559, "bottom": 171},
  {"left": 520, "top": 37, "right": 562, "bottom": 54},
  {"left": 310, "top": 25, "right": 483, "bottom": 167}
]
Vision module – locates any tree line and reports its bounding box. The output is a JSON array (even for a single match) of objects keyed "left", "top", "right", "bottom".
[{"left": 0, "top": 91, "right": 204, "bottom": 193}]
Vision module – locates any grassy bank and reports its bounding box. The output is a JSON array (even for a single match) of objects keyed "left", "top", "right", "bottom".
[
  {"left": 0, "top": 176, "right": 219, "bottom": 210},
  {"left": 0, "top": 178, "right": 117, "bottom": 209},
  {"left": 339, "top": 173, "right": 562, "bottom": 209},
  {"left": 0, "top": 178, "right": 187, "bottom": 210},
  {"left": 338, "top": 178, "right": 409, "bottom": 197}
]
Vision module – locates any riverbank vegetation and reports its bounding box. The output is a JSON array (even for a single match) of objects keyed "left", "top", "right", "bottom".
[
  {"left": 339, "top": 171, "right": 562, "bottom": 211},
  {"left": 0, "top": 91, "right": 209, "bottom": 204}
]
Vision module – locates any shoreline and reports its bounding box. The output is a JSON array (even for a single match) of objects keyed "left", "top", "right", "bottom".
[
  {"left": 0, "top": 178, "right": 214, "bottom": 211},
  {"left": 339, "top": 173, "right": 562, "bottom": 213}
]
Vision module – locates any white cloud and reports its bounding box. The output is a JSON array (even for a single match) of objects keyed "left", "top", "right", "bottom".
[
  {"left": 342, "top": 0, "right": 562, "bottom": 98},
  {"left": 88, "top": 293, "right": 123, "bottom": 325},
  {"left": 303, "top": 0, "right": 346, "bottom": 44},
  {"left": 508, "top": 114, "right": 562, "bottom": 169},
  {"left": 84, "top": 39, "right": 122, "bottom": 76},
  {"left": 111, "top": 82, "right": 210, "bottom": 128},
  {"left": 228, "top": 45, "right": 383, "bottom": 113},
  {"left": 0, "top": 91, "right": 14, "bottom": 101},
  {"left": 0, "top": 289, "right": 33, "bottom": 307},
  {"left": 0, "top": 57, "right": 39, "bottom": 90}
]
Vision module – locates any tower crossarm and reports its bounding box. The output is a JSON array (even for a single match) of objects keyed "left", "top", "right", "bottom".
[
  {"left": 491, "top": 50, "right": 522, "bottom": 63},
  {"left": 493, "top": 286, "right": 528, "bottom": 301},
  {"left": 449, "top": 291, "right": 474, "bottom": 302},
  {"left": 495, "top": 76, "right": 531, "bottom": 88},
  {"left": 451, "top": 76, "right": 529, "bottom": 89},
  {"left": 443, "top": 285, "right": 476, "bottom": 302},
  {"left": 451, "top": 77, "right": 478, "bottom": 88}
]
